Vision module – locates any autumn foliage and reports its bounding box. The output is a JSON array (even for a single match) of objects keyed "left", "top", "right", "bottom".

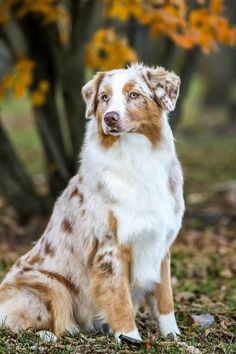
[{"left": 0, "top": 0, "right": 236, "bottom": 105}]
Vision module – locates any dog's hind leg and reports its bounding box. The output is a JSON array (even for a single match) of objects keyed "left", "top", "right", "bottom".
[
  {"left": 0, "top": 275, "right": 79, "bottom": 337},
  {"left": 0, "top": 284, "right": 52, "bottom": 333}
]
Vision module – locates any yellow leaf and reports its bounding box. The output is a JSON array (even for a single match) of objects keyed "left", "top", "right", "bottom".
[
  {"left": 104, "top": 0, "right": 142, "bottom": 22},
  {"left": 0, "top": 58, "right": 35, "bottom": 101},
  {"left": 171, "top": 32, "right": 194, "bottom": 49},
  {"left": 39, "top": 80, "right": 49, "bottom": 92},
  {"left": 31, "top": 91, "right": 46, "bottom": 106},
  {"left": 210, "top": 0, "right": 224, "bottom": 15},
  {"left": 86, "top": 29, "right": 138, "bottom": 70}
]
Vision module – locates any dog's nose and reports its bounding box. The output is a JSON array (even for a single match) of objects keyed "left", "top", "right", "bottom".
[{"left": 104, "top": 111, "right": 120, "bottom": 128}]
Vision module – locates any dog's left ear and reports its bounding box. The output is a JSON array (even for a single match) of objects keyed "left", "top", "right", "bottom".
[
  {"left": 82, "top": 72, "right": 104, "bottom": 119},
  {"left": 144, "top": 67, "right": 181, "bottom": 112}
]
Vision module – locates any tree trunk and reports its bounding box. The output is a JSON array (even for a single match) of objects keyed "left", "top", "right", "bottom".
[
  {"left": 171, "top": 48, "right": 199, "bottom": 129},
  {"left": 0, "top": 121, "right": 48, "bottom": 217},
  {"left": 20, "top": 17, "right": 71, "bottom": 195},
  {"left": 60, "top": 0, "right": 96, "bottom": 164}
]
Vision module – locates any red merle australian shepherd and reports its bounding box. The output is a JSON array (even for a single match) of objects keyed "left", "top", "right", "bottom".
[{"left": 0, "top": 64, "right": 184, "bottom": 343}]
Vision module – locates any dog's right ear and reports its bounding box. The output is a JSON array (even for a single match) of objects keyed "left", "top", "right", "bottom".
[{"left": 82, "top": 72, "right": 105, "bottom": 119}]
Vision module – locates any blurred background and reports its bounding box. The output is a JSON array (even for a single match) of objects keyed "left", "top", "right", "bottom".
[{"left": 0, "top": 0, "right": 236, "bottom": 350}]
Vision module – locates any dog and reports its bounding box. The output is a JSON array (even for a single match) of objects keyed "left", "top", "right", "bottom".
[{"left": 0, "top": 64, "right": 184, "bottom": 343}]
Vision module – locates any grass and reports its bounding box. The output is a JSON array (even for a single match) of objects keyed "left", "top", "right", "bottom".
[
  {"left": 1, "top": 95, "right": 44, "bottom": 175},
  {"left": 176, "top": 132, "right": 236, "bottom": 194}
]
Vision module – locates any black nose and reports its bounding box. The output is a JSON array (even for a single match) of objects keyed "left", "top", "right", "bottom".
[{"left": 104, "top": 111, "right": 120, "bottom": 128}]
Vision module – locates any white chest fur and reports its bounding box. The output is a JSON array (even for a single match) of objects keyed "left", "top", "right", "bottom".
[{"left": 82, "top": 117, "right": 184, "bottom": 292}]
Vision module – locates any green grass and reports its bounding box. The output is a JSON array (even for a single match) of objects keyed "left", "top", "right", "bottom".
[
  {"left": 1, "top": 95, "right": 44, "bottom": 175},
  {"left": 176, "top": 133, "right": 236, "bottom": 194}
]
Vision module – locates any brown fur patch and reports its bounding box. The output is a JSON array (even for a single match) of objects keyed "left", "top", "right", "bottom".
[
  {"left": 101, "top": 262, "right": 113, "bottom": 275},
  {"left": 88, "top": 238, "right": 99, "bottom": 268},
  {"left": 38, "top": 269, "right": 79, "bottom": 296},
  {"left": 28, "top": 253, "right": 42, "bottom": 266},
  {"left": 126, "top": 91, "right": 162, "bottom": 147},
  {"left": 95, "top": 250, "right": 114, "bottom": 276},
  {"left": 122, "top": 81, "right": 135, "bottom": 92},
  {"left": 78, "top": 192, "right": 84, "bottom": 204},
  {"left": 122, "top": 81, "right": 138, "bottom": 99},
  {"left": 109, "top": 211, "right": 117, "bottom": 235},
  {"left": 97, "top": 259, "right": 114, "bottom": 275},
  {"left": 69, "top": 187, "right": 79, "bottom": 199},
  {"left": 61, "top": 219, "right": 73, "bottom": 234},
  {"left": 44, "top": 241, "right": 55, "bottom": 257},
  {"left": 69, "top": 187, "right": 83, "bottom": 203},
  {"left": 156, "top": 252, "right": 174, "bottom": 315},
  {"left": 22, "top": 266, "right": 32, "bottom": 272},
  {"left": 90, "top": 252, "right": 135, "bottom": 333},
  {"left": 120, "top": 245, "right": 133, "bottom": 283}
]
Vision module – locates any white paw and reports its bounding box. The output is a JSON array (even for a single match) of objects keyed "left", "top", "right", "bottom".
[
  {"left": 158, "top": 312, "right": 180, "bottom": 339},
  {"left": 115, "top": 328, "right": 142, "bottom": 343},
  {"left": 37, "top": 330, "right": 58, "bottom": 342}
]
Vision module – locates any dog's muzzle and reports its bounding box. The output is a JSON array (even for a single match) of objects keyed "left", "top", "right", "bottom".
[{"left": 104, "top": 111, "right": 121, "bottom": 133}]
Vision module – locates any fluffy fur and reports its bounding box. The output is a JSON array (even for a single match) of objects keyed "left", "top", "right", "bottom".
[{"left": 0, "top": 64, "right": 184, "bottom": 342}]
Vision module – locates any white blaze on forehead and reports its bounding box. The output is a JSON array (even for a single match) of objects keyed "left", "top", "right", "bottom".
[{"left": 103, "top": 71, "right": 130, "bottom": 117}]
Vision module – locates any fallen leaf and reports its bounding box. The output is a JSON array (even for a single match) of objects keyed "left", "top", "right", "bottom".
[
  {"left": 178, "top": 341, "right": 202, "bottom": 354},
  {"left": 191, "top": 314, "right": 215, "bottom": 328},
  {"left": 220, "top": 268, "right": 233, "bottom": 278},
  {"left": 176, "top": 291, "right": 196, "bottom": 302}
]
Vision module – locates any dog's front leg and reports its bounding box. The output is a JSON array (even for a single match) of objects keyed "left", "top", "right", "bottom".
[
  {"left": 146, "top": 251, "right": 180, "bottom": 338},
  {"left": 90, "top": 246, "right": 141, "bottom": 342}
]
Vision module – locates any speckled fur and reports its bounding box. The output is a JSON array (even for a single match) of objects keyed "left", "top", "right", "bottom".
[{"left": 0, "top": 64, "right": 184, "bottom": 340}]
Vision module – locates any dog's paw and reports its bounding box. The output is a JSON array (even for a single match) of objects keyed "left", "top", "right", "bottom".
[
  {"left": 37, "top": 330, "right": 58, "bottom": 342},
  {"left": 158, "top": 312, "right": 180, "bottom": 340},
  {"left": 115, "top": 328, "right": 142, "bottom": 344}
]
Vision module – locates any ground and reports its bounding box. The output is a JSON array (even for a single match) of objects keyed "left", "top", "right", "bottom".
[{"left": 0, "top": 95, "right": 236, "bottom": 353}]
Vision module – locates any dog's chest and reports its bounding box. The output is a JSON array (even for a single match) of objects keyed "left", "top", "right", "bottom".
[
  {"left": 112, "top": 146, "right": 176, "bottom": 244},
  {"left": 108, "top": 144, "right": 177, "bottom": 289}
]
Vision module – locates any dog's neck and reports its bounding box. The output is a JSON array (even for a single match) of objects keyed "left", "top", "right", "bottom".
[{"left": 79, "top": 112, "right": 176, "bottom": 190}]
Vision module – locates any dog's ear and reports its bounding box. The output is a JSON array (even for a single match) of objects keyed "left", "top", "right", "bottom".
[
  {"left": 144, "top": 67, "right": 180, "bottom": 112},
  {"left": 82, "top": 72, "right": 105, "bottom": 119}
]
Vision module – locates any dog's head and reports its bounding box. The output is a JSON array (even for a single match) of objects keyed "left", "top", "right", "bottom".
[{"left": 82, "top": 64, "right": 180, "bottom": 146}]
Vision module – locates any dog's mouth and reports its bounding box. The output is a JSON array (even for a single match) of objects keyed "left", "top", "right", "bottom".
[
  {"left": 104, "top": 126, "right": 124, "bottom": 136},
  {"left": 108, "top": 128, "right": 121, "bottom": 135}
]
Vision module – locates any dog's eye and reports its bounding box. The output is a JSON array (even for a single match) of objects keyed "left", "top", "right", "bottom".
[
  {"left": 129, "top": 92, "right": 139, "bottom": 99},
  {"left": 101, "top": 95, "right": 109, "bottom": 102}
]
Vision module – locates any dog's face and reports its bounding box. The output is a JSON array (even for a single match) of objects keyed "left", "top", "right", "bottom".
[{"left": 82, "top": 64, "right": 180, "bottom": 145}]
